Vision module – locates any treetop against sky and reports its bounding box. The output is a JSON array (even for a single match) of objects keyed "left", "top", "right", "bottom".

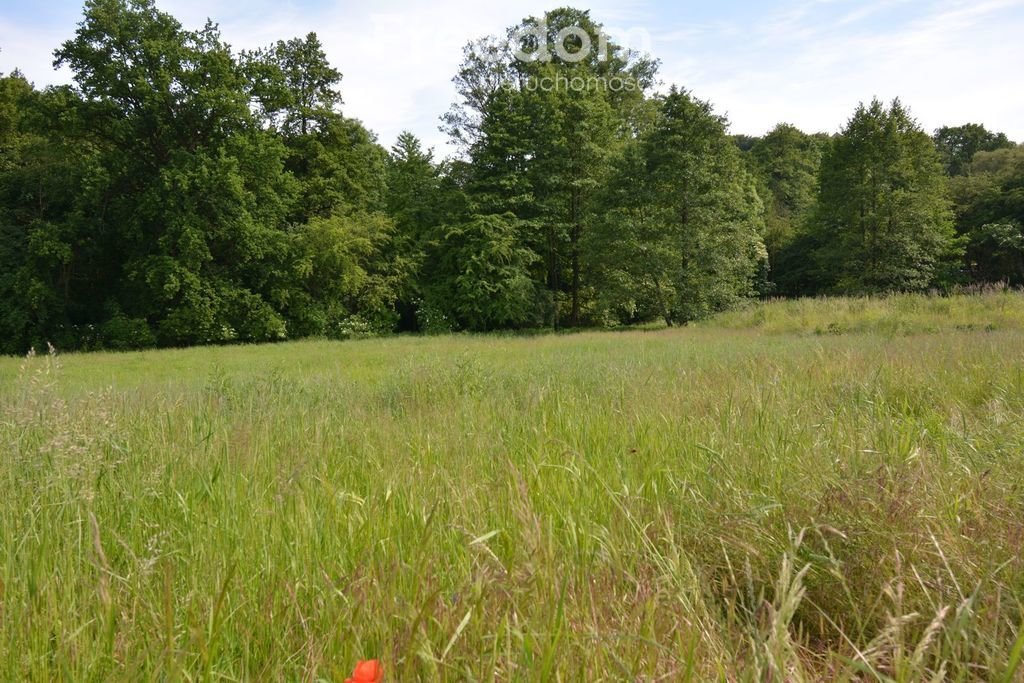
[{"left": 2, "top": 0, "right": 1022, "bottom": 153}]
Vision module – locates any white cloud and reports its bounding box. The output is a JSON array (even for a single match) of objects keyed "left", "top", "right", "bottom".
[
  {"left": 2, "top": 0, "right": 1022, "bottom": 154},
  {"left": 655, "top": 0, "right": 1024, "bottom": 139}
]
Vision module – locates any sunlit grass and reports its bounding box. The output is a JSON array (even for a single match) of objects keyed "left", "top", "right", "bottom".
[
  {"left": 705, "top": 285, "right": 1024, "bottom": 337},
  {"left": 2, "top": 293, "right": 1024, "bottom": 680}
]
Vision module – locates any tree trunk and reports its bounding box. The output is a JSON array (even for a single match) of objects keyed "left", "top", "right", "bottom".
[
  {"left": 569, "top": 188, "right": 582, "bottom": 327},
  {"left": 547, "top": 225, "right": 560, "bottom": 329}
]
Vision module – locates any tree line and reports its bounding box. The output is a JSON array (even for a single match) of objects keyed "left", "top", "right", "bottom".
[{"left": 0, "top": 1, "right": 1021, "bottom": 352}]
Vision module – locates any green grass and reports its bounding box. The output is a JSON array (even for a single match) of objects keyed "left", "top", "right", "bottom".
[
  {"left": 2, "top": 293, "right": 1024, "bottom": 680},
  {"left": 705, "top": 286, "right": 1024, "bottom": 337}
]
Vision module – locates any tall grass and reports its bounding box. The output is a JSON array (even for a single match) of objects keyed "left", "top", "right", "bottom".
[
  {"left": 706, "top": 285, "right": 1024, "bottom": 336},
  {"left": 2, "top": 293, "right": 1024, "bottom": 680}
]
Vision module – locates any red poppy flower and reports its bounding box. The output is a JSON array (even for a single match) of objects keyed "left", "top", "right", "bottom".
[{"left": 346, "top": 659, "right": 383, "bottom": 683}]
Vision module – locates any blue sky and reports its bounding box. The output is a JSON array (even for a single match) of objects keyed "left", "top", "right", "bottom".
[{"left": 2, "top": 0, "right": 1022, "bottom": 155}]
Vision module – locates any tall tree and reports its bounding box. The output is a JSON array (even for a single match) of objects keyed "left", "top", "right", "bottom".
[
  {"left": 950, "top": 145, "right": 1024, "bottom": 283},
  {"left": 748, "top": 125, "right": 823, "bottom": 249},
  {"left": 53, "top": 0, "right": 294, "bottom": 346},
  {"left": 386, "top": 131, "right": 442, "bottom": 248},
  {"left": 746, "top": 124, "right": 829, "bottom": 296},
  {"left": 238, "top": 29, "right": 403, "bottom": 335},
  {"left": 245, "top": 33, "right": 386, "bottom": 223},
  {"left": 0, "top": 73, "right": 111, "bottom": 351},
  {"left": 384, "top": 132, "right": 442, "bottom": 328},
  {"left": 592, "top": 89, "right": 767, "bottom": 324},
  {"left": 934, "top": 123, "right": 1015, "bottom": 176},
  {"left": 815, "top": 99, "right": 960, "bottom": 293},
  {"left": 445, "top": 8, "right": 657, "bottom": 327},
  {"left": 245, "top": 32, "right": 343, "bottom": 137}
]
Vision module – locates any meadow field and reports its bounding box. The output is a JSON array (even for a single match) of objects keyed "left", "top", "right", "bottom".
[{"left": 2, "top": 292, "right": 1024, "bottom": 681}]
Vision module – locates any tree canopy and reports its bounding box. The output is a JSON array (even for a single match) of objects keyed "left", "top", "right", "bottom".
[
  {"left": 813, "top": 99, "right": 960, "bottom": 293},
  {"left": 0, "top": 2, "right": 1017, "bottom": 352}
]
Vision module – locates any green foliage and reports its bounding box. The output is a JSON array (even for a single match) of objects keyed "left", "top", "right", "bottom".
[
  {"left": 587, "top": 140, "right": 670, "bottom": 324},
  {"left": 645, "top": 89, "right": 767, "bottom": 321},
  {"left": 746, "top": 124, "right": 828, "bottom": 296},
  {"left": 749, "top": 124, "right": 824, "bottom": 230},
  {"left": 1, "top": 3, "right": 1021, "bottom": 351},
  {"left": 43, "top": 0, "right": 299, "bottom": 348},
  {"left": 387, "top": 132, "right": 440, "bottom": 238},
  {"left": 934, "top": 123, "right": 1015, "bottom": 176},
  {"left": 591, "top": 89, "right": 766, "bottom": 324},
  {"left": 287, "top": 210, "right": 400, "bottom": 338},
  {"left": 950, "top": 146, "right": 1024, "bottom": 283},
  {"left": 425, "top": 214, "right": 540, "bottom": 331},
  {"left": 814, "top": 99, "right": 961, "bottom": 293},
  {"left": 384, "top": 132, "right": 443, "bottom": 329},
  {"left": 243, "top": 32, "right": 343, "bottom": 137},
  {"left": 282, "top": 116, "right": 389, "bottom": 224},
  {"left": 0, "top": 0, "right": 400, "bottom": 352},
  {"left": 0, "top": 73, "right": 106, "bottom": 353},
  {"left": 101, "top": 315, "right": 157, "bottom": 350},
  {"left": 445, "top": 7, "right": 659, "bottom": 327}
]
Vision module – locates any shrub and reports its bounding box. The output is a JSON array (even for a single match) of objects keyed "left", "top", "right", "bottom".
[{"left": 101, "top": 316, "right": 157, "bottom": 350}]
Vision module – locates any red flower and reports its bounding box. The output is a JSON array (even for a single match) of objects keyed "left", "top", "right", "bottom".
[{"left": 346, "top": 659, "right": 383, "bottom": 683}]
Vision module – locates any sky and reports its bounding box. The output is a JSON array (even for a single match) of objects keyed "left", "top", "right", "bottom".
[{"left": 2, "top": 0, "right": 1022, "bottom": 156}]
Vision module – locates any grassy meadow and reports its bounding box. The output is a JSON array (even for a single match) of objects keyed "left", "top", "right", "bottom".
[{"left": 2, "top": 292, "right": 1024, "bottom": 681}]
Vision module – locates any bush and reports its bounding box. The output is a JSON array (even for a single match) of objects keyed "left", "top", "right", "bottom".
[
  {"left": 414, "top": 297, "right": 453, "bottom": 335},
  {"left": 101, "top": 316, "right": 157, "bottom": 350}
]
